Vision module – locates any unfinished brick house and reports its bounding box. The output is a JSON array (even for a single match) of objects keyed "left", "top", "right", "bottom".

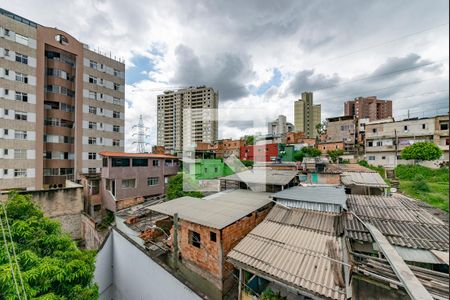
[{"left": 149, "top": 189, "right": 273, "bottom": 299}]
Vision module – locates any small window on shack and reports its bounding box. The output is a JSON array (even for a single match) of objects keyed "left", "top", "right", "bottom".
[
  {"left": 189, "top": 230, "right": 201, "bottom": 248},
  {"left": 210, "top": 231, "right": 217, "bottom": 242}
]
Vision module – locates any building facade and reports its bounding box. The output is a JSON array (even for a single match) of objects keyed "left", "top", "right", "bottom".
[
  {"left": 267, "top": 115, "right": 295, "bottom": 142},
  {"left": 157, "top": 86, "right": 218, "bottom": 152},
  {"left": 294, "top": 92, "right": 321, "bottom": 138},
  {"left": 365, "top": 115, "right": 449, "bottom": 168},
  {"left": 344, "top": 96, "right": 392, "bottom": 121},
  {"left": 0, "top": 9, "right": 125, "bottom": 190},
  {"left": 99, "top": 152, "right": 178, "bottom": 212},
  {"left": 325, "top": 115, "right": 360, "bottom": 154}
]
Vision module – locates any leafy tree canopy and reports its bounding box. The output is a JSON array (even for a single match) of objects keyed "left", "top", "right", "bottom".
[
  {"left": 243, "top": 135, "right": 255, "bottom": 146},
  {"left": 293, "top": 146, "right": 321, "bottom": 161},
  {"left": 166, "top": 174, "right": 204, "bottom": 200},
  {"left": 400, "top": 142, "right": 443, "bottom": 161},
  {"left": 327, "top": 149, "right": 344, "bottom": 163},
  {"left": 0, "top": 192, "right": 98, "bottom": 300}
]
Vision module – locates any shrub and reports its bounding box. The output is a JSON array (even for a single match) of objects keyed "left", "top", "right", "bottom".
[{"left": 401, "top": 142, "right": 443, "bottom": 161}]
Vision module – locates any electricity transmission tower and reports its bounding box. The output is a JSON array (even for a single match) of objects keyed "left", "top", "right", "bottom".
[{"left": 132, "top": 115, "right": 150, "bottom": 153}]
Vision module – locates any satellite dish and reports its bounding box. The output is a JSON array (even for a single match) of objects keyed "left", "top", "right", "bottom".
[{"left": 390, "top": 187, "right": 397, "bottom": 193}]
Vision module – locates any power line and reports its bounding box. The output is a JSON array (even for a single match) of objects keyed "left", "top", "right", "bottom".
[
  {"left": 311, "top": 22, "right": 449, "bottom": 67},
  {"left": 311, "top": 58, "right": 448, "bottom": 93},
  {"left": 316, "top": 75, "right": 446, "bottom": 103}
]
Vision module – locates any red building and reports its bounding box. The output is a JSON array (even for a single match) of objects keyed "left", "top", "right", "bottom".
[{"left": 240, "top": 144, "right": 279, "bottom": 162}]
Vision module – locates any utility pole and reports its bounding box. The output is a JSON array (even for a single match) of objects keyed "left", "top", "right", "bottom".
[{"left": 132, "top": 115, "right": 150, "bottom": 153}]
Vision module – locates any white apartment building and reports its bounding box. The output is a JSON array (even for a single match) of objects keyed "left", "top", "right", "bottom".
[
  {"left": 157, "top": 86, "right": 218, "bottom": 152},
  {"left": 365, "top": 115, "right": 449, "bottom": 168}
]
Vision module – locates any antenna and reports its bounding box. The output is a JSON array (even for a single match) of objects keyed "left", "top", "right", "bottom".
[{"left": 132, "top": 115, "right": 150, "bottom": 153}]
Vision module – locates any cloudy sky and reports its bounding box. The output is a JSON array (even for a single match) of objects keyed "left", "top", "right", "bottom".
[{"left": 2, "top": 0, "right": 448, "bottom": 151}]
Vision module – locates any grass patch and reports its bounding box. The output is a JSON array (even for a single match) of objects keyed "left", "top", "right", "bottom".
[{"left": 395, "top": 165, "right": 449, "bottom": 212}]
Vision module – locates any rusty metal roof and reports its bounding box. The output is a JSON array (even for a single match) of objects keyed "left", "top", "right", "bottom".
[
  {"left": 324, "top": 163, "right": 375, "bottom": 174},
  {"left": 346, "top": 194, "right": 449, "bottom": 251},
  {"left": 341, "top": 172, "right": 388, "bottom": 188},
  {"left": 227, "top": 206, "right": 347, "bottom": 300}
]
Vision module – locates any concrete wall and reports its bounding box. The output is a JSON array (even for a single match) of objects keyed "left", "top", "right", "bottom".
[
  {"left": 0, "top": 184, "right": 84, "bottom": 239},
  {"left": 81, "top": 213, "right": 108, "bottom": 249},
  {"left": 95, "top": 228, "right": 201, "bottom": 300}
]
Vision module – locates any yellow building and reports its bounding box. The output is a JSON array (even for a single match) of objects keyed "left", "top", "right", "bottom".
[{"left": 294, "top": 92, "right": 321, "bottom": 138}]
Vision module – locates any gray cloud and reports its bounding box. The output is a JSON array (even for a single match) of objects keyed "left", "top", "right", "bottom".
[
  {"left": 171, "top": 45, "right": 254, "bottom": 101},
  {"left": 372, "top": 53, "right": 441, "bottom": 76},
  {"left": 287, "top": 70, "right": 341, "bottom": 96}
]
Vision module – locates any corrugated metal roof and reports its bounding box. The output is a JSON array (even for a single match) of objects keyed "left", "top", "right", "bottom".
[
  {"left": 341, "top": 172, "right": 388, "bottom": 188},
  {"left": 273, "top": 186, "right": 347, "bottom": 211},
  {"left": 346, "top": 194, "right": 449, "bottom": 251},
  {"left": 99, "top": 151, "right": 176, "bottom": 159},
  {"left": 228, "top": 206, "right": 347, "bottom": 300},
  {"left": 149, "top": 190, "right": 272, "bottom": 229},
  {"left": 220, "top": 169, "right": 298, "bottom": 185}
]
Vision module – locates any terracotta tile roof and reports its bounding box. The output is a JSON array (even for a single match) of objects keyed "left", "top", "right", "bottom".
[{"left": 99, "top": 151, "right": 177, "bottom": 159}]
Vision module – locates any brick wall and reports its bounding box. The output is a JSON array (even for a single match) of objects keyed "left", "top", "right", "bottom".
[
  {"left": 175, "top": 204, "right": 272, "bottom": 292},
  {"left": 116, "top": 196, "right": 145, "bottom": 211}
]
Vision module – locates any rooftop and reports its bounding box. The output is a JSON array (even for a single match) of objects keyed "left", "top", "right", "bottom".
[
  {"left": 148, "top": 190, "right": 272, "bottom": 229},
  {"left": 324, "top": 163, "right": 375, "bottom": 174},
  {"left": 346, "top": 194, "right": 449, "bottom": 251},
  {"left": 99, "top": 151, "right": 177, "bottom": 159},
  {"left": 341, "top": 172, "right": 388, "bottom": 188},
  {"left": 272, "top": 186, "right": 347, "bottom": 211},
  {"left": 227, "top": 206, "right": 347, "bottom": 300},
  {"left": 220, "top": 169, "right": 298, "bottom": 186}
]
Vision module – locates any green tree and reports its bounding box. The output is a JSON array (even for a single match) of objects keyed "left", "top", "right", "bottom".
[
  {"left": 327, "top": 149, "right": 344, "bottom": 163},
  {"left": 315, "top": 121, "right": 327, "bottom": 136},
  {"left": 243, "top": 135, "right": 255, "bottom": 146},
  {"left": 293, "top": 147, "right": 321, "bottom": 161},
  {"left": 0, "top": 192, "right": 98, "bottom": 299},
  {"left": 166, "top": 174, "right": 204, "bottom": 200},
  {"left": 401, "top": 142, "right": 443, "bottom": 161}
]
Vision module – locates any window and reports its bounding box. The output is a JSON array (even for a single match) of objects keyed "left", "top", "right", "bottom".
[
  {"left": 4, "top": 129, "right": 9, "bottom": 135},
  {"left": 15, "top": 53, "right": 28, "bottom": 64},
  {"left": 446, "top": 138, "right": 449, "bottom": 146},
  {"left": 440, "top": 122, "right": 448, "bottom": 130},
  {"left": 90, "top": 60, "right": 98, "bottom": 69},
  {"left": 422, "top": 124, "right": 426, "bottom": 129},
  {"left": 188, "top": 230, "right": 201, "bottom": 248},
  {"left": 114, "top": 69, "right": 120, "bottom": 76},
  {"left": 15, "top": 92, "right": 28, "bottom": 102},
  {"left": 121, "top": 179, "right": 135, "bottom": 188},
  {"left": 89, "top": 76, "right": 97, "bottom": 84},
  {"left": 113, "top": 97, "right": 121, "bottom": 105},
  {"left": 89, "top": 106, "right": 97, "bottom": 114},
  {"left": 112, "top": 157, "right": 130, "bottom": 167},
  {"left": 4, "top": 28, "right": 10, "bottom": 36},
  {"left": 113, "top": 111, "right": 120, "bottom": 118},
  {"left": 4, "top": 69, "right": 9, "bottom": 76},
  {"left": 113, "top": 125, "right": 120, "bottom": 132},
  {"left": 147, "top": 177, "right": 159, "bottom": 186},
  {"left": 152, "top": 160, "right": 160, "bottom": 167},
  {"left": 404, "top": 125, "right": 408, "bottom": 131},
  {"left": 89, "top": 91, "right": 97, "bottom": 99},
  {"left": 102, "top": 158, "right": 108, "bottom": 167},
  {"left": 382, "top": 156, "right": 386, "bottom": 160},
  {"left": 4, "top": 49, "right": 9, "bottom": 57},
  {"left": 88, "top": 168, "right": 97, "bottom": 174},
  {"left": 15, "top": 130, "right": 27, "bottom": 140},
  {"left": 14, "top": 111, "right": 27, "bottom": 121},
  {"left": 113, "top": 139, "right": 120, "bottom": 147},
  {"left": 15, "top": 73, "right": 28, "bottom": 83},
  {"left": 14, "top": 169, "right": 27, "bottom": 177},
  {"left": 93, "top": 204, "right": 101, "bottom": 211},
  {"left": 15, "top": 34, "right": 28, "bottom": 46},
  {"left": 3, "top": 169, "right": 7, "bottom": 175},
  {"left": 367, "top": 141, "right": 373, "bottom": 147},
  {"left": 210, "top": 231, "right": 217, "bottom": 242},
  {"left": 88, "top": 122, "right": 97, "bottom": 129},
  {"left": 214, "top": 167, "right": 218, "bottom": 173},
  {"left": 132, "top": 158, "right": 148, "bottom": 167},
  {"left": 114, "top": 83, "right": 120, "bottom": 91},
  {"left": 3, "top": 109, "right": 8, "bottom": 115},
  {"left": 14, "top": 149, "right": 26, "bottom": 159},
  {"left": 88, "top": 152, "right": 97, "bottom": 160},
  {"left": 368, "top": 156, "right": 375, "bottom": 161},
  {"left": 4, "top": 89, "right": 8, "bottom": 95},
  {"left": 376, "top": 141, "right": 382, "bottom": 147},
  {"left": 3, "top": 149, "right": 8, "bottom": 155},
  {"left": 372, "top": 128, "right": 377, "bottom": 133},
  {"left": 88, "top": 137, "right": 96, "bottom": 145}
]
